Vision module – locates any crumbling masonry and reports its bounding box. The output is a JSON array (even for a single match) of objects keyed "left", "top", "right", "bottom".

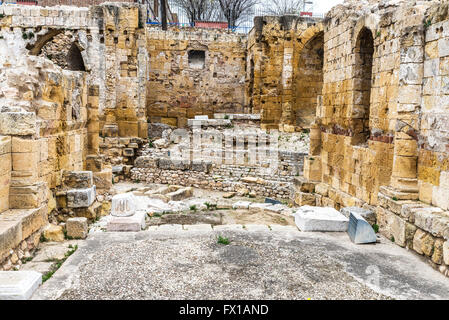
[{"left": 0, "top": 0, "right": 449, "bottom": 278}]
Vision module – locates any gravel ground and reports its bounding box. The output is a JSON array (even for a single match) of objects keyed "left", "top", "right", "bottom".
[
  {"left": 34, "top": 225, "right": 449, "bottom": 300},
  {"left": 58, "top": 234, "right": 388, "bottom": 300}
]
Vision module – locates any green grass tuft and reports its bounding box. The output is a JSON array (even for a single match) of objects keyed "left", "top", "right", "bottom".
[{"left": 217, "top": 235, "right": 230, "bottom": 245}]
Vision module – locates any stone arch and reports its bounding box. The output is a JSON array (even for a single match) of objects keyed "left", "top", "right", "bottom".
[
  {"left": 26, "top": 29, "right": 64, "bottom": 55},
  {"left": 66, "top": 42, "right": 86, "bottom": 71},
  {"left": 28, "top": 29, "right": 88, "bottom": 72},
  {"left": 292, "top": 25, "right": 325, "bottom": 129},
  {"left": 351, "top": 26, "right": 375, "bottom": 146}
]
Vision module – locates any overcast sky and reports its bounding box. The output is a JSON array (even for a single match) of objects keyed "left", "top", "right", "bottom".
[{"left": 314, "top": 0, "right": 345, "bottom": 14}]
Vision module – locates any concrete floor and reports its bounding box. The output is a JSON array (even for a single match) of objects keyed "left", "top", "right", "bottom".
[{"left": 32, "top": 224, "right": 449, "bottom": 300}]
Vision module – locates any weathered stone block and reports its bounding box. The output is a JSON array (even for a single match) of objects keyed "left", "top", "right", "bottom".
[
  {"left": 62, "top": 171, "right": 93, "bottom": 189},
  {"left": 166, "top": 187, "right": 193, "bottom": 201},
  {"left": 66, "top": 217, "right": 88, "bottom": 239},
  {"left": 443, "top": 241, "right": 449, "bottom": 265},
  {"left": 191, "top": 160, "right": 212, "bottom": 173},
  {"left": 0, "top": 112, "right": 36, "bottom": 136},
  {"left": 294, "top": 192, "right": 316, "bottom": 206},
  {"left": 432, "top": 239, "right": 444, "bottom": 264},
  {"left": 93, "top": 168, "right": 112, "bottom": 191},
  {"left": 66, "top": 186, "right": 96, "bottom": 208},
  {"left": 43, "top": 224, "right": 64, "bottom": 242}
]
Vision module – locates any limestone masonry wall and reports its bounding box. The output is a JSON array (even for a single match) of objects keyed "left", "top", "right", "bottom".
[
  {"left": 296, "top": 0, "right": 449, "bottom": 278},
  {"left": 146, "top": 27, "right": 247, "bottom": 128}
]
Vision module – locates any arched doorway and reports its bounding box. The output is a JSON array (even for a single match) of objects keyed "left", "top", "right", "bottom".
[
  {"left": 352, "top": 27, "right": 374, "bottom": 146},
  {"left": 294, "top": 31, "right": 324, "bottom": 128}
]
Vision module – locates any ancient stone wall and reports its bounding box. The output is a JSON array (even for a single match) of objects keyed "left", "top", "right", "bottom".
[
  {"left": 146, "top": 27, "right": 247, "bottom": 128},
  {"left": 296, "top": 0, "right": 449, "bottom": 278},
  {"left": 0, "top": 3, "right": 146, "bottom": 270},
  {"left": 247, "top": 16, "right": 324, "bottom": 131}
]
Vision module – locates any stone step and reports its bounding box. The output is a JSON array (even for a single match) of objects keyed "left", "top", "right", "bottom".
[
  {"left": 0, "top": 271, "right": 42, "bottom": 300},
  {"left": 0, "top": 206, "right": 47, "bottom": 261},
  {"left": 379, "top": 186, "right": 419, "bottom": 200},
  {"left": 107, "top": 211, "right": 146, "bottom": 232}
]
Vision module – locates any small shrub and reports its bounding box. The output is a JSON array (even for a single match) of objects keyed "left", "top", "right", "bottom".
[
  {"left": 372, "top": 224, "right": 379, "bottom": 233},
  {"left": 22, "top": 32, "right": 28, "bottom": 40},
  {"left": 217, "top": 235, "right": 230, "bottom": 245},
  {"left": 224, "top": 114, "right": 229, "bottom": 119},
  {"left": 189, "top": 205, "right": 197, "bottom": 211},
  {"left": 392, "top": 196, "right": 398, "bottom": 201},
  {"left": 390, "top": 236, "right": 395, "bottom": 243}
]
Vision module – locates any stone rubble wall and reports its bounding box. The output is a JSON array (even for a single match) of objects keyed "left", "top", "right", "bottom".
[
  {"left": 146, "top": 27, "right": 247, "bottom": 128},
  {"left": 130, "top": 147, "right": 305, "bottom": 199}
]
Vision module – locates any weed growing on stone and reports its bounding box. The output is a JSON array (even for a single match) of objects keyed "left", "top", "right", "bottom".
[
  {"left": 190, "top": 205, "right": 197, "bottom": 211},
  {"left": 390, "top": 236, "right": 395, "bottom": 243},
  {"left": 217, "top": 236, "right": 230, "bottom": 245},
  {"left": 372, "top": 224, "right": 379, "bottom": 233},
  {"left": 42, "top": 245, "right": 78, "bottom": 283},
  {"left": 392, "top": 196, "right": 398, "bottom": 201},
  {"left": 204, "top": 202, "right": 217, "bottom": 210}
]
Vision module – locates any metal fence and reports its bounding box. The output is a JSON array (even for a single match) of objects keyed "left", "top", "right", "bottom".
[
  {"left": 0, "top": 0, "right": 324, "bottom": 34},
  {"left": 163, "top": 1, "right": 324, "bottom": 34}
]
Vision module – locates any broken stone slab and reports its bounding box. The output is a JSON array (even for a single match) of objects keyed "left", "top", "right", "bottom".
[
  {"left": 0, "top": 271, "right": 42, "bottom": 300},
  {"left": 111, "top": 193, "right": 137, "bottom": 217},
  {"left": 166, "top": 187, "right": 193, "bottom": 201},
  {"left": 249, "top": 203, "right": 272, "bottom": 212},
  {"left": 106, "top": 211, "right": 146, "bottom": 232},
  {"left": 293, "top": 206, "right": 349, "bottom": 232},
  {"left": 341, "top": 207, "right": 376, "bottom": 225},
  {"left": 232, "top": 201, "right": 252, "bottom": 209},
  {"left": 347, "top": 211, "right": 377, "bottom": 244},
  {"left": 223, "top": 192, "right": 236, "bottom": 199},
  {"left": 66, "top": 186, "right": 96, "bottom": 208},
  {"left": 66, "top": 217, "right": 88, "bottom": 239}
]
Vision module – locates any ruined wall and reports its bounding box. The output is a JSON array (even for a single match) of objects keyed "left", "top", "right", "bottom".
[
  {"left": 418, "top": 5, "right": 449, "bottom": 210},
  {"left": 146, "top": 27, "right": 247, "bottom": 128},
  {"left": 0, "top": 3, "right": 146, "bottom": 270},
  {"left": 295, "top": 0, "right": 449, "bottom": 278},
  {"left": 247, "top": 16, "right": 324, "bottom": 131}
]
